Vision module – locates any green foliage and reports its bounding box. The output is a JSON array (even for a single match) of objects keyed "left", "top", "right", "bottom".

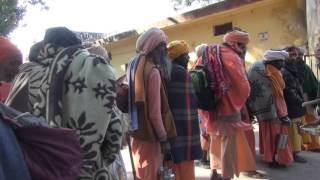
[{"left": 0, "top": 0, "right": 48, "bottom": 36}]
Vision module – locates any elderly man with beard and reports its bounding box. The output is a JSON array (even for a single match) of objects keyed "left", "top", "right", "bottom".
[
  {"left": 282, "top": 46, "right": 308, "bottom": 163},
  {"left": 248, "top": 50, "right": 294, "bottom": 168},
  {"left": 197, "top": 30, "right": 256, "bottom": 180},
  {"left": 295, "top": 48, "right": 320, "bottom": 152},
  {"left": 164, "top": 40, "right": 202, "bottom": 180},
  {"left": 128, "top": 28, "right": 177, "bottom": 180},
  {"left": 0, "top": 37, "right": 22, "bottom": 102}
]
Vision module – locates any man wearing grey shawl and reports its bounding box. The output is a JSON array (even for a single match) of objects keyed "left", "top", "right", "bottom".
[{"left": 248, "top": 49, "right": 294, "bottom": 167}]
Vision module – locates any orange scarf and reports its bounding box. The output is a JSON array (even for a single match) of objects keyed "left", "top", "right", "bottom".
[
  {"left": 266, "top": 64, "right": 285, "bottom": 98},
  {"left": 134, "top": 55, "right": 147, "bottom": 103}
]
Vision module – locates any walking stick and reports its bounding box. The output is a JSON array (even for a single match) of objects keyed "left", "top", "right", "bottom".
[{"left": 126, "top": 134, "right": 137, "bottom": 180}]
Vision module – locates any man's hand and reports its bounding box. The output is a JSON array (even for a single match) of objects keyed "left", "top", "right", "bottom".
[{"left": 279, "top": 116, "right": 291, "bottom": 126}]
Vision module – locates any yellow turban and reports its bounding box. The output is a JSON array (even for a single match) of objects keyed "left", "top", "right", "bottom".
[{"left": 167, "top": 40, "right": 189, "bottom": 60}]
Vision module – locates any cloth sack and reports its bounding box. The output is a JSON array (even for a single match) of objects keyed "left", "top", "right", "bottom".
[{"left": 0, "top": 103, "right": 83, "bottom": 180}]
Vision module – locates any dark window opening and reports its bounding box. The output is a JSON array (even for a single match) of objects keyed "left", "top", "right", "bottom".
[{"left": 213, "top": 22, "right": 233, "bottom": 36}]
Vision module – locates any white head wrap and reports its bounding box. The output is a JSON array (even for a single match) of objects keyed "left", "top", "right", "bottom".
[
  {"left": 263, "top": 50, "right": 289, "bottom": 61},
  {"left": 195, "top": 44, "right": 207, "bottom": 58}
]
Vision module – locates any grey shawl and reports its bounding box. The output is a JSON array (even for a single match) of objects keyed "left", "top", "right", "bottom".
[{"left": 247, "top": 60, "right": 278, "bottom": 121}]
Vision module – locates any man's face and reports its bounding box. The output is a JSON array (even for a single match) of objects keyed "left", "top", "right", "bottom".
[
  {"left": 150, "top": 42, "right": 168, "bottom": 64},
  {"left": 287, "top": 49, "right": 299, "bottom": 64},
  {"left": 0, "top": 56, "right": 22, "bottom": 81},
  {"left": 237, "top": 43, "right": 247, "bottom": 58},
  {"left": 148, "top": 42, "right": 172, "bottom": 81}
]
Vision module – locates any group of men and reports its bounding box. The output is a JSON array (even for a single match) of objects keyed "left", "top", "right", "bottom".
[
  {"left": 1, "top": 26, "right": 320, "bottom": 180},
  {"left": 126, "top": 27, "right": 320, "bottom": 180}
]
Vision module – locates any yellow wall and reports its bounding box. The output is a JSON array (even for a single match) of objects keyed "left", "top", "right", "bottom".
[{"left": 108, "top": 0, "right": 306, "bottom": 77}]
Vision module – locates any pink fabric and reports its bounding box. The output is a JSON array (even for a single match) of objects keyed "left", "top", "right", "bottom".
[
  {"left": 132, "top": 138, "right": 162, "bottom": 180},
  {"left": 210, "top": 130, "right": 256, "bottom": 179},
  {"left": 147, "top": 68, "right": 167, "bottom": 140},
  {"left": 216, "top": 46, "right": 250, "bottom": 117},
  {"left": 259, "top": 121, "right": 293, "bottom": 165},
  {"left": 132, "top": 68, "right": 166, "bottom": 180},
  {"left": 242, "top": 106, "right": 256, "bottom": 161},
  {"left": 277, "top": 126, "right": 294, "bottom": 165},
  {"left": 259, "top": 92, "right": 293, "bottom": 165},
  {"left": 0, "top": 36, "right": 22, "bottom": 61},
  {"left": 136, "top": 28, "right": 167, "bottom": 55},
  {"left": 202, "top": 46, "right": 252, "bottom": 135},
  {"left": 207, "top": 45, "right": 229, "bottom": 98},
  {"left": 164, "top": 160, "right": 195, "bottom": 180},
  {"left": 223, "top": 31, "right": 250, "bottom": 44},
  {"left": 0, "top": 82, "right": 11, "bottom": 102},
  {"left": 208, "top": 116, "right": 252, "bottom": 136}
]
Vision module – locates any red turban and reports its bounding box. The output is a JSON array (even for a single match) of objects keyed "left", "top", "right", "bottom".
[
  {"left": 223, "top": 30, "right": 250, "bottom": 44},
  {"left": 0, "top": 36, "right": 22, "bottom": 62}
]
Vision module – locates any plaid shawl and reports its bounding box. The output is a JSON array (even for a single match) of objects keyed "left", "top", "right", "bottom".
[{"left": 167, "top": 63, "right": 202, "bottom": 163}]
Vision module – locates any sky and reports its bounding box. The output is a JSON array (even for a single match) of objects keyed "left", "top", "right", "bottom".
[{"left": 9, "top": 0, "right": 178, "bottom": 59}]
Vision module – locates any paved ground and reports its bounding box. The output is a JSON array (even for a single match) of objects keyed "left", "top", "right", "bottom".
[{"left": 121, "top": 125, "right": 320, "bottom": 180}]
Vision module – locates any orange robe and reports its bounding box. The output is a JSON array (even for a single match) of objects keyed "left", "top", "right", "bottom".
[
  {"left": 132, "top": 69, "right": 166, "bottom": 180},
  {"left": 259, "top": 65, "right": 293, "bottom": 165},
  {"left": 206, "top": 46, "right": 256, "bottom": 179}
]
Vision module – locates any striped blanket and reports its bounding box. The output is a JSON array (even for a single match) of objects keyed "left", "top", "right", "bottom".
[{"left": 167, "top": 63, "right": 202, "bottom": 163}]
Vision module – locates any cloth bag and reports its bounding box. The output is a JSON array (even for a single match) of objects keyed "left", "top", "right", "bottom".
[{"left": 0, "top": 103, "right": 83, "bottom": 180}]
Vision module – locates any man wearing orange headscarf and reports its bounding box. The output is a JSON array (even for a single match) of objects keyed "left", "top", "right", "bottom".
[
  {"left": 199, "top": 30, "right": 256, "bottom": 180},
  {"left": 0, "top": 36, "right": 22, "bottom": 102}
]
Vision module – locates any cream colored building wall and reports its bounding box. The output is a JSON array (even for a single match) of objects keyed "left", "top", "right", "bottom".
[
  {"left": 107, "top": 37, "right": 137, "bottom": 77},
  {"left": 109, "top": 0, "right": 306, "bottom": 76}
]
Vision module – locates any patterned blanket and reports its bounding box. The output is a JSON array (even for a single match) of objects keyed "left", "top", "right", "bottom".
[{"left": 7, "top": 44, "right": 123, "bottom": 180}]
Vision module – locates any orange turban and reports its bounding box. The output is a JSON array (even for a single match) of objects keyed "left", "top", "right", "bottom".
[
  {"left": 167, "top": 40, "right": 189, "bottom": 60},
  {"left": 223, "top": 30, "right": 250, "bottom": 44},
  {"left": 0, "top": 36, "right": 22, "bottom": 62}
]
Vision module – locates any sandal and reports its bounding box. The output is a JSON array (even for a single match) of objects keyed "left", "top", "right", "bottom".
[
  {"left": 243, "top": 171, "right": 267, "bottom": 179},
  {"left": 210, "top": 171, "right": 223, "bottom": 180}
]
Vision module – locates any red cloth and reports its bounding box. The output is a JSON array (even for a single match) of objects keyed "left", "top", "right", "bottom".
[
  {"left": 223, "top": 31, "right": 250, "bottom": 44},
  {"left": 259, "top": 121, "right": 293, "bottom": 165},
  {"left": 204, "top": 46, "right": 252, "bottom": 136},
  {"left": 0, "top": 36, "right": 22, "bottom": 61},
  {"left": 164, "top": 160, "right": 195, "bottom": 180},
  {"left": 216, "top": 46, "right": 250, "bottom": 117},
  {"left": 242, "top": 106, "right": 256, "bottom": 161},
  {"left": 0, "top": 82, "right": 11, "bottom": 102}
]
